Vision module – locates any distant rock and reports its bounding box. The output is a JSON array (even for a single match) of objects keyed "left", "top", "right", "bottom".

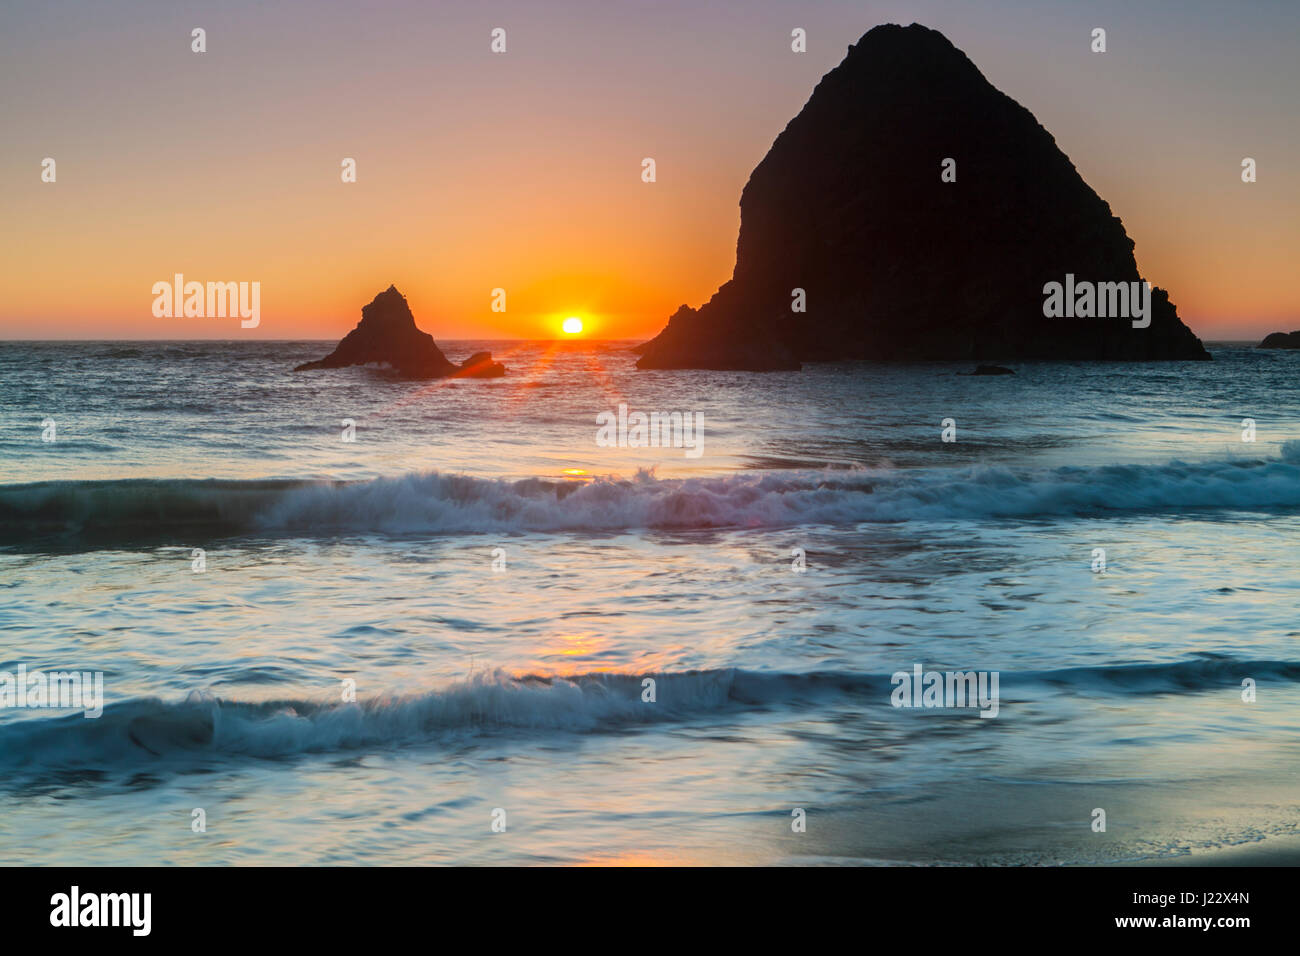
[
  {"left": 637, "top": 23, "right": 1210, "bottom": 370},
  {"left": 294, "top": 286, "right": 504, "bottom": 378},
  {"left": 970, "top": 365, "right": 1015, "bottom": 375},
  {"left": 456, "top": 351, "right": 506, "bottom": 377},
  {"left": 1259, "top": 331, "right": 1300, "bottom": 349}
]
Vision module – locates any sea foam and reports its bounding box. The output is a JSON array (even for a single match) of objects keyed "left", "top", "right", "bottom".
[{"left": 2, "top": 444, "right": 1298, "bottom": 544}]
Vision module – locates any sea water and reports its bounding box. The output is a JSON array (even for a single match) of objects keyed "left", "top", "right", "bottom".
[{"left": 1, "top": 340, "right": 1297, "bottom": 864}]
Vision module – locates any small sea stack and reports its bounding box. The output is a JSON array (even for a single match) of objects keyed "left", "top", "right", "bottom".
[
  {"left": 1258, "top": 331, "right": 1300, "bottom": 349},
  {"left": 294, "top": 285, "right": 505, "bottom": 378}
]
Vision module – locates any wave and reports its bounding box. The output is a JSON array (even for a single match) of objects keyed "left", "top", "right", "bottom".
[
  {"left": 2, "top": 443, "right": 1299, "bottom": 544},
  {"left": 1, "top": 659, "right": 1295, "bottom": 777}
]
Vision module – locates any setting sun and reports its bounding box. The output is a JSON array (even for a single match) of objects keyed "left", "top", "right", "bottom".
[{"left": 562, "top": 317, "right": 584, "bottom": 335}]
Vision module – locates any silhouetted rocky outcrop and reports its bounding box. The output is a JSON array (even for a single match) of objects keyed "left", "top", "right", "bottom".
[
  {"left": 294, "top": 286, "right": 504, "bottom": 378},
  {"left": 638, "top": 304, "right": 799, "bottom": 370},
  {"left": 456, "top": 351, "right": 506, "bottom": 377},
  {"left": 637, "top": 23, "right": 1209, "bottom": 370},
  {"left": 971, "top": 365, "right": 1015, "bottom": 375},
  {"left": 1259, "top": 331, "right": 1300, "bottom": 349}
]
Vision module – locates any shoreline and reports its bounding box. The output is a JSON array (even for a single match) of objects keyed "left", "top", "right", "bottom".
[{"left": 1126, "top": 836, "right": 1300, "bottom": 867}]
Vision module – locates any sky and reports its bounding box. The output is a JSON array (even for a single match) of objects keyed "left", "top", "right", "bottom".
[{"left": 1, "top": 0, "right": 1297, "bottom": 341}]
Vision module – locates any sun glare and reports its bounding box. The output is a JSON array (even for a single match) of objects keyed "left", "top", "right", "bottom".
[{"left": 562, "top": 316, "right": 584, "bottom": 335}]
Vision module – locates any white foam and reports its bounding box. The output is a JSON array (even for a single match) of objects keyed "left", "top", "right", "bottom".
[{"left": 2, "top": 444, "right": 1299, "bottom": 540}]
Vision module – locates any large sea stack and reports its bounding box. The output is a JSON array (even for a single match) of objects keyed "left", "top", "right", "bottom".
[
  {"left": 637, "top": 23, "right": 1210, "bottom": 370},
  {"left": 295, "top": 285, "right": 504, "bottom": 378}
]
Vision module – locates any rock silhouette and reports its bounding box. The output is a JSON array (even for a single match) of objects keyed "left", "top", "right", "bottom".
[
  {"left": 1259, "top": 331, "right": 1300, "bottom": 349},
  {"left": 637, "top": 23, "right": 1210, "bottom": 370},
  {"left": 294, "top": 286, "right": 504, "bottom": 378},
  {"left": 455, "top": 351, "right": 506, "bottom": 377}
]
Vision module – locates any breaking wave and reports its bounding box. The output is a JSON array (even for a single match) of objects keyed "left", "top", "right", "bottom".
[
  {"left": 2, "top": 443, "right": 1299, "bottom": 545},
  {"left": 2, "top": 658, "right": 1297, "bottom": 778}
]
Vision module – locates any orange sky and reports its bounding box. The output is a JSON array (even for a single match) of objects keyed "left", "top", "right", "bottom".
[{"left": 2, "top": 0, "right": 1297, "bottom": 342}]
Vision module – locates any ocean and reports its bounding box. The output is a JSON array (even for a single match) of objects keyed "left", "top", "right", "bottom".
[{"left": 1, "top": 340, "right": 1298, "bottom": 865}]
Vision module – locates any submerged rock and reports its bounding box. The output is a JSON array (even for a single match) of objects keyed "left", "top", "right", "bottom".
[
  {"left": 1259, "top": 331, "right": 1300, "bottom": 349},
  {"left": 294, "top": 286, "right": 504, "bottom": 378},
  {"left": 637, "top": 23, "right": 1210, "bottom": 370}
]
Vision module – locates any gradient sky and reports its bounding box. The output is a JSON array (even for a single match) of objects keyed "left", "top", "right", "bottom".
[{"left": 2, "top": 0, "right": 1297, "bottom": 341}]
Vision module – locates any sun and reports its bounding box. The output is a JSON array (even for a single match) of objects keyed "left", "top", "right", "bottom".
[{"left": 562, "top": 316, "right": 584, "bottom": 335}]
